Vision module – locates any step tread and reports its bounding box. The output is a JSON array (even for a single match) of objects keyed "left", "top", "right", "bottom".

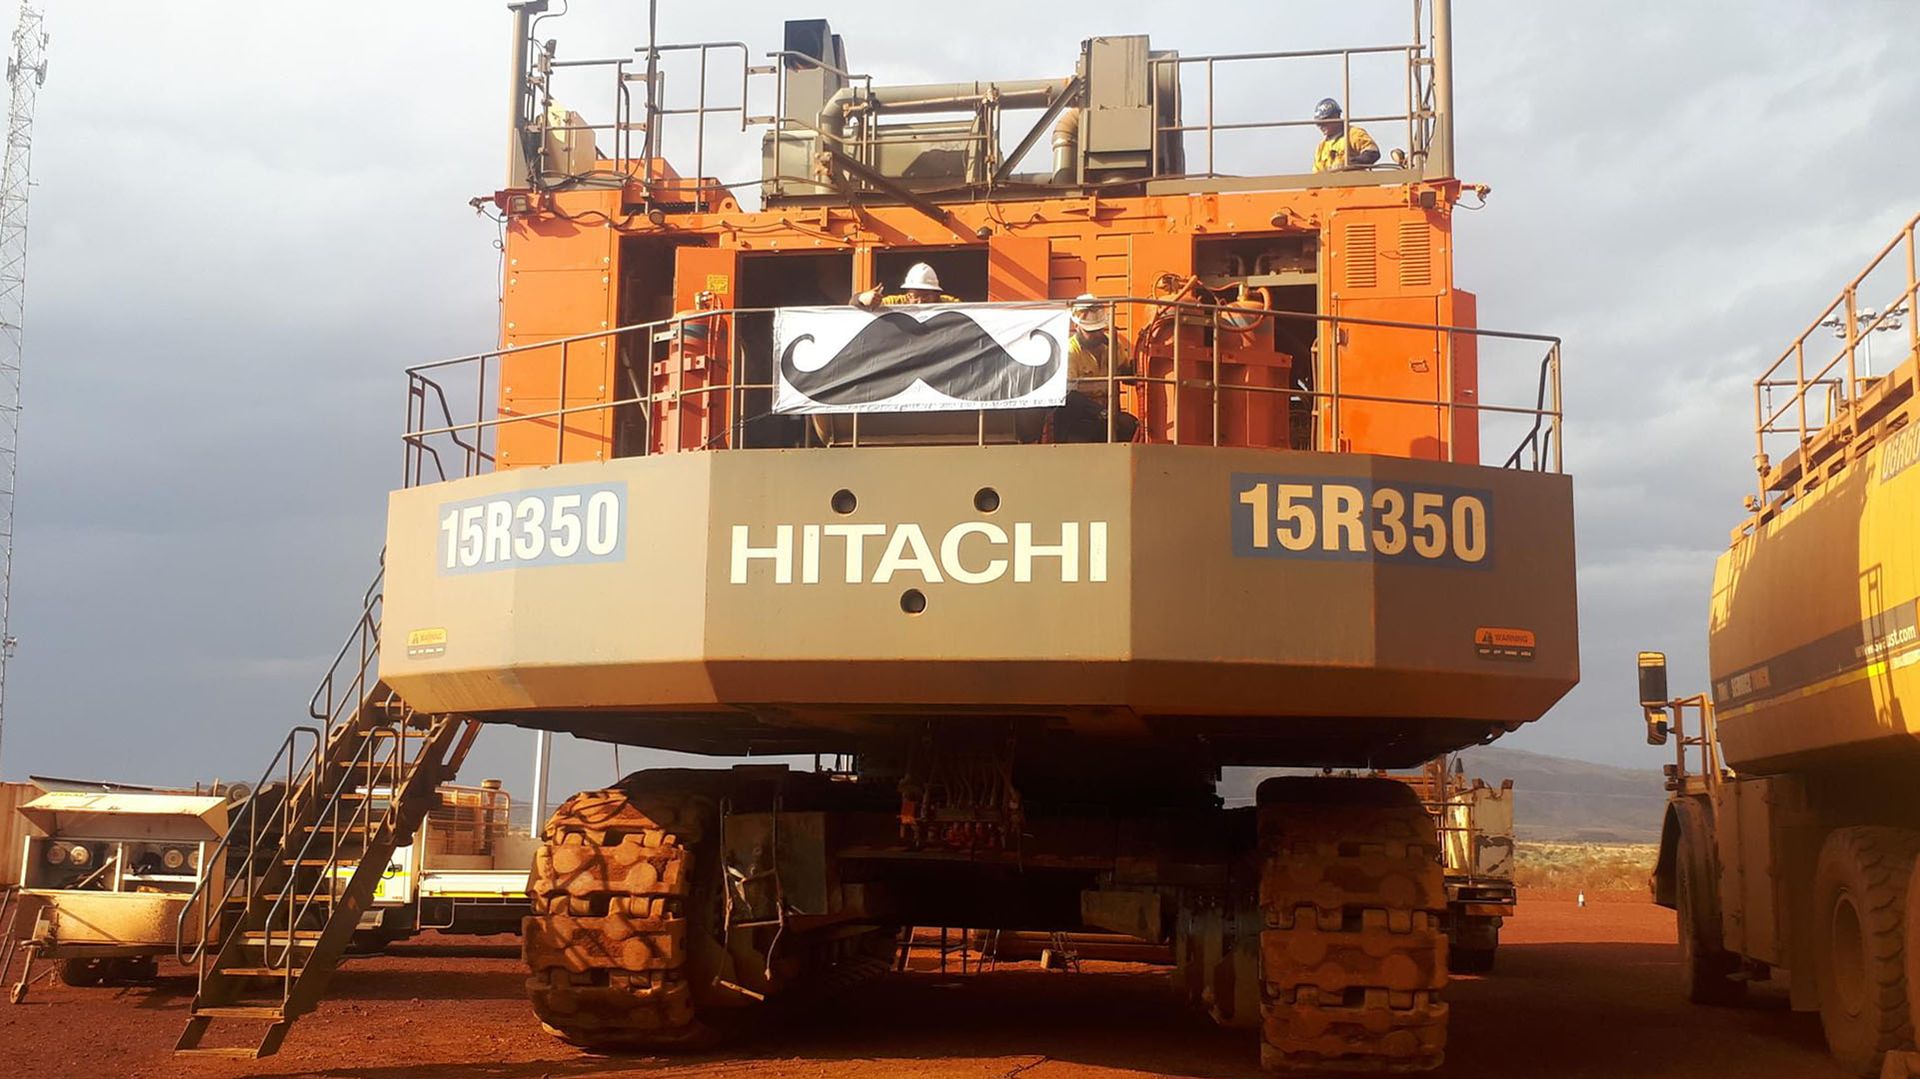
[
  {"left": 192, "top": 1005, "right": 285, "bottom": 1020},
  {"left": 175, "top": 1047, "right": 265, "bottom": 1059},
  {"left": 216, "top": 967, "right": 304, "bottom": 978}
]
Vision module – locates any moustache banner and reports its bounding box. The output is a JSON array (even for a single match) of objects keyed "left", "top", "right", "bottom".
[{"left": 773, "top": 304, "right": 1070, "bottom": 414}]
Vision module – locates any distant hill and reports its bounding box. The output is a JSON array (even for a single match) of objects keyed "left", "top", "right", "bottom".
[
  {"left": 1221, "top": 747, "right": 1666, "bottom": 845},
  {"left": 1453, "top": 746, "right": 1665, "bottom": 844}
]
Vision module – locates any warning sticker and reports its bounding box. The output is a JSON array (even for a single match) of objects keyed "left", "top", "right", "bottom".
[
  {"left": 407, "top": 627, "right": 448, "bottom": 659},
  {"left": 1474, "top": 626, "right": 1535, "bottom": 661},
  {"left": 704, "top": 273, "right": 731, "bottom": 294}
]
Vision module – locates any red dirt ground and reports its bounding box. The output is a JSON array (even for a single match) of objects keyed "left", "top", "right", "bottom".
[{"left": 0, "top": 894, "right": 1852, "bottom": 1079}]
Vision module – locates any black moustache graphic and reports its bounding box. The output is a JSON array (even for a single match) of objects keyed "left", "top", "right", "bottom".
[{"left": 781, "top": 311, "right": 1061, "bottom": 405}]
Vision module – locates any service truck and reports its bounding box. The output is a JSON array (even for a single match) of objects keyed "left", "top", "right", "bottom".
[{"left": 1639, "top": 212, "right": 1920, "bottom": 1077}]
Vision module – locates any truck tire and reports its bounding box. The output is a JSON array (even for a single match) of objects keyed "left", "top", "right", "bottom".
[
  {"left": 1256, "top": 777, "right": 1447, "bottom": 1073},
  {"left": 1449, "top": 941, "right": 1497, "bottom": 974},
  {"left": 1909, "top": 857, "right": 1920, "bottom": 1061},
  {"left": 1811, "top": 826, "right": 1920, "bottom": 1076},
  {"left": 56, "top": 958, "right": 108, "bottom": 988},
  {"left": 1675, "top": 804, "right": 1743, "bottom": 1005},
  {"left": 1447, "top": 917, "right": 1499, "bottom": 974},
  {"left": 523, "top": 777, "right": 721, "bottom": 1051}
]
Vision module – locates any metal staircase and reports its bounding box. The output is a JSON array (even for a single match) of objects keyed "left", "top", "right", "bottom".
[{"left": 173, "top": 566, "right": 478, "bottom": 1059}]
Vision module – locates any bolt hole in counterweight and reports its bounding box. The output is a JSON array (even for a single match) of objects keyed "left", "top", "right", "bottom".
[
  {"left": 900, "top": 588, "right": 927, "bottom": 615},
  {"left": 831, "top": 488, "right": 858, "bottom": 515},
  {"left": 973, "top": 487, "right": 1000, "bottom": 514}
]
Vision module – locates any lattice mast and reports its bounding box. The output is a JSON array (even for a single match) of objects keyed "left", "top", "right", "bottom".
[{"left": 0, "top": 3, "right": 46, "bottom": 771}]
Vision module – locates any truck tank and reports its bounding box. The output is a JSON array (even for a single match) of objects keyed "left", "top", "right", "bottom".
[
  {"left": 173, "top": 3, "right": 1575, "bottom": 1071},
  {"left": 1641, "top": 212, "right": 1920, "bottom": 1077}
]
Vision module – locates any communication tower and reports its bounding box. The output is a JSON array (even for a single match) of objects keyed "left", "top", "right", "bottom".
[{"left": 0, "top": 2, "right": 47, "bottom": 771}]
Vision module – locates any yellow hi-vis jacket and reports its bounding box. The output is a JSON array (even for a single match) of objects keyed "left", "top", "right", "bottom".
[{"left": 1314, "top": 125, "right": 1379, "bottom": 173}]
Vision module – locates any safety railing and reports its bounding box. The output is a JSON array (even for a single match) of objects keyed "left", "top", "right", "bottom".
[
  {"left": 401, "top": 296, "right": 1561, "bottom": 487},
  {"left": 1657, "top": 693, "right": 1725, "bottom": 797},
  {"left": 1752, "top": 212, "right": 1919, "bottom": 505},
  {"left": 175, "top": 723, "right": 321, "bottom": 970},
  {"left": 175, "top": 560, "right": 389, "bottom": 982},
  {"left": 1150, "top": 31, "right": 1441, "bottom": 181},
  {"left": 516, "top": 1, "right": 1454, "bottom": 205}
]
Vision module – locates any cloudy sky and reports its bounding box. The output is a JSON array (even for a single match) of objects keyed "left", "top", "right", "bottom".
[{"left": 0, "top": 1, "right": 1915, "bottom": 804}]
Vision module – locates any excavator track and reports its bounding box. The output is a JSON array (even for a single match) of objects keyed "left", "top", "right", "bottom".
[
  {"left": 1257, "top": 777, "right": 1448, "bottom": 1073},
  {"left": 523, "top": 781, "right": 718, "bottom": 1050}
]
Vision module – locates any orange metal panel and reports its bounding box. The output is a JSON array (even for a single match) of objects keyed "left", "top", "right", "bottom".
[
  {"left": 498, "top": 218, "right": 616, "bottom": 468},
  {"left": 493, "top": 178, "right": 1483, "bottom": 464},
  {"left": 500, "top": 336, "right": 618, "bottom": 404},
  {"left": 494, "top": 396, "right": 614, "bottom": 469},
  {"left": 506, "top": 214, "right": 616, "bottom": 273},
  {"left": 657, "top": 247, "right": 741, "bottom": 453},
  {"left": 988, "top": 235, "right": 1052, "bottom": 300},
  {"left": 1445, "top": 290, "right": 1481, "bottom": 464},
  {"left": 1330, "top": 294, "right": 1453, "bottom": 460},
  {"left": 504, "top": 269, "right": 614, "bottom": 338}
]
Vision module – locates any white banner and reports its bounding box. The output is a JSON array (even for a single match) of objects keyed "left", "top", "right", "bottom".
[{"left": 773, "top": 303, "right": 1070, "bottom": 415}]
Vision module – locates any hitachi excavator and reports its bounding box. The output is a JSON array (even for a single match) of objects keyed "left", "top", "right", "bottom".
[{"left": 172, "top": 3, "right": 1575, "bottom": 1071}]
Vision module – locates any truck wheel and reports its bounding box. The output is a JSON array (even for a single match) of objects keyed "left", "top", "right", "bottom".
[
  {"left": 1447, "top": 918, "right": 1499, "bottom": 974},
  {"left": 1909, "top": 856, "right": 1920, "bottom": 1062},
  {"left": 56, "top": 958, "right": 108, "bottom": 988},
  {"left": 524, "top": 777, "right": 721, "bottom": 1051},
  {"left": 1256, "top": 777, "right": 1448, "bottom": 1073},
  {"left": 1676, "top": 817, "right": 1744, "bottom": 1005},
  {"left": 1812, "top": 826, "right": 1920, "bottom": 1076},
  {"left": 1449, "top": 943, "right": 1497, "bottom": 974}
]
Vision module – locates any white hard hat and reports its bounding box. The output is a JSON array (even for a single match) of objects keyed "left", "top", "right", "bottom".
[
  {"left": 900, "top": 262, "right": 942, "bottom": 292},
  {"left": 1070, "top": 293, "right": 1109, "bottom": 331}
]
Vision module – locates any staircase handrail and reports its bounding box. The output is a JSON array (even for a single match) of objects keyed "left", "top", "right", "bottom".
[
  {"left": 308, "top": 561, "right": 384, "bottom": 738},
  {"left": 174, "top": 724, "right": 322, "bottom": 965}
]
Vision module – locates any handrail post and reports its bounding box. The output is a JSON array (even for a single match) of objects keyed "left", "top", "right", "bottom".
[
  {"left": 1328, "top": 313, "right": 1342, "bottom": 452},
  {"left": 557, "top": 338, "right": 570, "bottom": 463},
  {"left": 1403, "top": 45, "right": 1415, "bottom": 161},
  {"left": 1206, "top": 58, "right": 1216, "bottom": 178},
  {"left": 1172, "top": 305, "right": 1183, "bottom": 444},
  {"left": 1340, "top": 51, "right": 1351, "bottom": 175},
  {"left": 1211, "top": 312, "right": 1222, "bottom": 447},
  {"left": 1845, "top": 287, "right": 1860, "bottom": 439},
  {"left": 1794, "top": 341, "right": 1807, "bottom": 454},
  {"left": 1105, "top": 300, "right": 1118, "bottom": 443},
  {"left": 1907, "top": 224, "right": 1918, "bottom": 367},
  {"left": 475, "top": 354, "right": 489, "bottom": 477},
  {"left": 1550, "top": 341, "right": 1562, "bottom": 473},
  {"left": 672, "top": 320, "right": 686, "bottom": 452}
]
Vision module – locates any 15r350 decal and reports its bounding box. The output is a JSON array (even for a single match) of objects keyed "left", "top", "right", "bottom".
[
  {"left": 438, "top": 482, "right": 626, "bottom": 574},
  {"left": 1231, "top": 474, "right": 1492, "bottom": 568}
]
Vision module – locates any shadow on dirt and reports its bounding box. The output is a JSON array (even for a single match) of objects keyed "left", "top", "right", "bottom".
[{"left": 225, "top": 941, "right": 1859, "bottom": 1079}]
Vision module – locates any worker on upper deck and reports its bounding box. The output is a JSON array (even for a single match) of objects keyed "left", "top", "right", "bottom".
[
  {"left": 1055, "top": 295, "right": 1139, "bottom": 443},
  {"left": 853, "top": 262, "right": 961, "bottom": 310},
  {"left": 1312, "top": 98, "right": 1379, "bottom": 173}
]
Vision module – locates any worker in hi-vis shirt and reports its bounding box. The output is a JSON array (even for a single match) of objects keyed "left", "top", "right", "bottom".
[{"left": 1312, "top": 97, "right": 1379, "bottom": 173}]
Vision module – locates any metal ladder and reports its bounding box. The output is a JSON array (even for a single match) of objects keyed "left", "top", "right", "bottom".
[{"left": 172, "top": 567, "right": 479, "bottom": 1059}]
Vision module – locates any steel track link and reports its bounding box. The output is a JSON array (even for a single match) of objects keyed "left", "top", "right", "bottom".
[
  {"left": 1256, "top": 778, "right": 1448, "bottom": 1073},
  {"left": 523, "top": 783, "right": 715, "bottom": 1049}
]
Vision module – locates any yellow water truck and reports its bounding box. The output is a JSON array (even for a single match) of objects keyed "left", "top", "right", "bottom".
[{"left": 1641, "top": 213, "right": 1920, "bottom": 1078}]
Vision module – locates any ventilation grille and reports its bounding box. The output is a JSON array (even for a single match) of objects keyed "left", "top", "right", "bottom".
[
  {"left": 1399, "top": 221, "right": 1433, "bottom": 288},
  {"left": 1343, "top": 223, "right": 1378, "bottom": 289}
]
